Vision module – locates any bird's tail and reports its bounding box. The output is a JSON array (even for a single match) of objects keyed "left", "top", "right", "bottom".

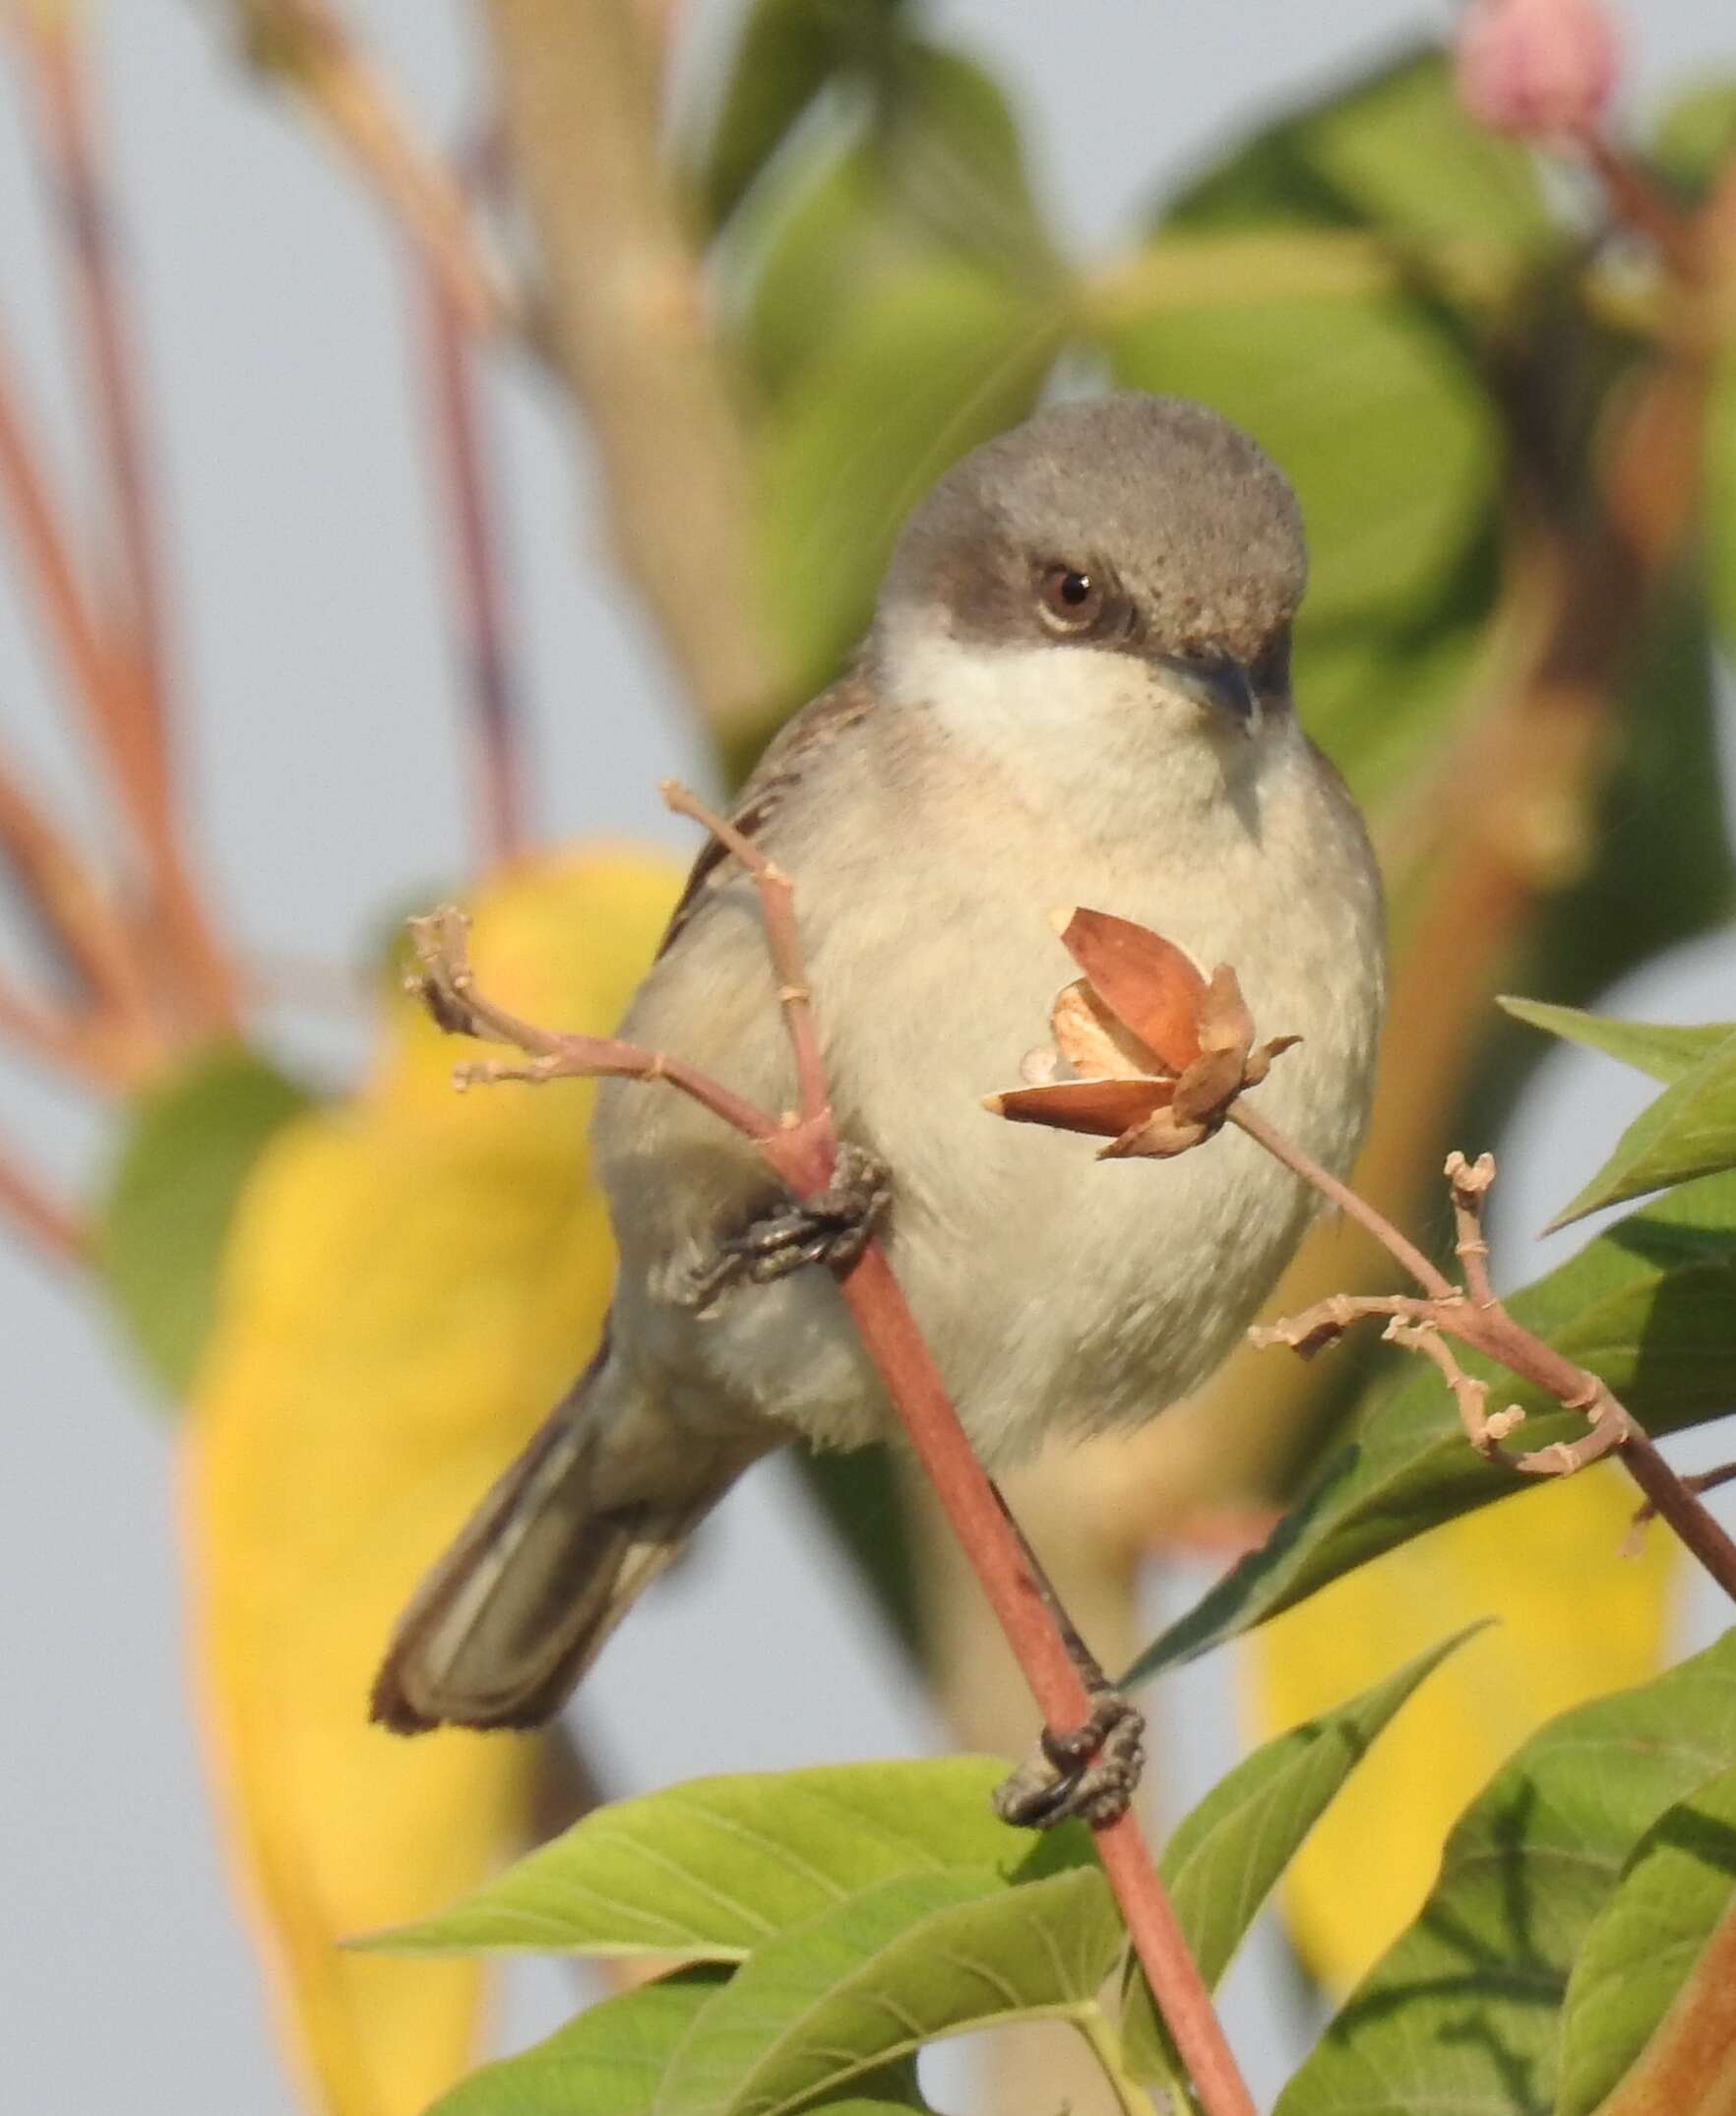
[{"left": 371, "top": 1348, "right": 728, "bottom": 1734}]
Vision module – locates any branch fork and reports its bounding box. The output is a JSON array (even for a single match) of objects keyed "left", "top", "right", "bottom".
[{"left": 1246, "top": 1151, "right": 1637, "bottom": 1477}]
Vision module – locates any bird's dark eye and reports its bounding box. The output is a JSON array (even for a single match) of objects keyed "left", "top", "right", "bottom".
[{"left": 1036, "top": 562, "right": 1106, "bottom": 633}]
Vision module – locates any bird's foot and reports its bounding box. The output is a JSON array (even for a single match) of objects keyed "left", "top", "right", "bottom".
[
  {"left": 677, "top": 1142, "right": 892, "bottom": 1310},
  {"left": 993, "top": 1689, "right": 1147, "bottom": 1831}
]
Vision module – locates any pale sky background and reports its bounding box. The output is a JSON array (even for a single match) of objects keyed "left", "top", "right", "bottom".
[{"left": 3, "top": 4, "right": 1736, "bottom": 2112}]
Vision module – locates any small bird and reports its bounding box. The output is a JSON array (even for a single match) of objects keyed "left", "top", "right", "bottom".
[{"left": 373, "top": 392, "right": 1385, "bottom": 1758}]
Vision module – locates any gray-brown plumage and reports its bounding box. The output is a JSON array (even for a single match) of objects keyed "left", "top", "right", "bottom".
[{"left": 372, "top": 392, "right": 1384, "bottom": 1736}]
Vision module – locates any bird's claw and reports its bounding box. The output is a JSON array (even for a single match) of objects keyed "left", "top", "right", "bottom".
[
  {"left": 993, "top": 1690, "right": 1147, "bottom": 1831},
  {"left": 677, "top": 1142, "right": 891, "bottom": 1309}
]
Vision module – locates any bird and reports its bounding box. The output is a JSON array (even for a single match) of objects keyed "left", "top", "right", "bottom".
[{"left": 372, "top": 391, "right": 1386, "bottom": 1773}]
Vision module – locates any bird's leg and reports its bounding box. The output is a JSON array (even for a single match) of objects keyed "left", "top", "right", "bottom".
[
  {"left": 676, "top": 1140, "right": 892, "bottom": 1309},
  {"left": 990, "top": 1487, "right": 1147, "bottom": 1830}
]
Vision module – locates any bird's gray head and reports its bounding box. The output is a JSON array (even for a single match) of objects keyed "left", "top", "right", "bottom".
[{"left": 872, "top": 394, "right": 1307, "bottom": 743}]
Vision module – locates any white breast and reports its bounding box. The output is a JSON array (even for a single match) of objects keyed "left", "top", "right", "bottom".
[{"left": 614, "top": 657, "right": 1384, "bottom": 1471}]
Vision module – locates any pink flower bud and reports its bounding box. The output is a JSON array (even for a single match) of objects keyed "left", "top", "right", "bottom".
[{"left": 1455, "top": 0, "right": 1619, "bottom": 139}]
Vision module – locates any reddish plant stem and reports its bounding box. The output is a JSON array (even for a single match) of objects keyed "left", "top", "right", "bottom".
[
  {"left": 423, "top": 271, "right": 525, "bottom": 866},
  {"left": 0, "top": 1139, "right": 87, "bottom": 1265},
  {"left": 834, "top": 1242, "right": 1256, "bottom": 2116},
  {"left": 1581, "top": 134, "right": 1702, "bottom": 281},
  {"left": 14, "top": 20, "right": 234, "bottom": 1033},
  {"left": 414, "top": 812, "right": 1258, "bottom": 2114},
  {"left": 408, "top": 905, "right": 775, "bottom": 1143},
  {"left": 661, "top": 779, "right": 831, "bottom": 1129},
  {"left": 0, "top": 748, "right": 157, "bottom": 1051},
  {"left": 837, "top": 1243, "right": 1098, "bottom": 1723},
  {"left": 242, "top": 0, "right": 506, "bottom": 334},
  {"left": 0, "top": 327, "right": 145, "bottom": 801},
  {"left": 0, "top": 295, "right": 232, "bottom": 1031},
  {"left": 20, "top": 18, "right": 171, "bottom": 743},
  {"left": 1231, "top": 1103, "right": 1455, "bottom": 1299}
]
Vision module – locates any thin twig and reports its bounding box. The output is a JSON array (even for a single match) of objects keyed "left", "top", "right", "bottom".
[
  {"left": 1230, "top": 1103, "right": 1455, "bottom": 1299},
  {"left": 1445, "top": 1150, "right": 1498, "bottom": 1311},
  {"left": 0, "top": 1137, "right": 87, "bottom": 1265},
  {"left": 660, "top": 781, "right": 830, "bottom": 1129},
  {"left": 422, "top": 265, "right": 525, "bottom": 865},
  {"left": 11, "top": 18, "right": 236, "bottom": 1032},
  {"left": 1237, "top": 1113, "right": 1736, "bottom": 1600},
  {"left": 227, "top": 0, "right": 509, "bottom": 334},
  {"left": 0, "top": 323, "right": 153, "bottom": 820},
  {"left": 15, "top": 15, "right": 171, "bottom": 747},
  {"left": 1647, "top": 1460, "right": 1736, "bottom": 1514},
  {"left": 406, "top": 906, "right": 775, "bottom": 1145},
  {"left": 0, "top": 300, "right": 232, "bottom": 1030},
  {"left": 0, "top": 748, "right": 157, "bottom": 1054},
  {"left": 1383, "top": 1317, "right": 1521, "bottom": 1456},
  {"left": 0, "top": 976, "right": 125, "bottom": 1089}
]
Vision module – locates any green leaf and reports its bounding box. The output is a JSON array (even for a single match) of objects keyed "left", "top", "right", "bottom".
[
  {"left": 752, "top": 261, "right": 1065, "bottom": 700},
  {"left": 1287, "top": 45, "right": 1550, "bottom": 247},
  {"left": 1121, "top": 1624, "right": 1484, "bottom": 2083},
  {"left": 1160, "top": 47, "right": 1546, "bottom": 246},
  {"left": 1109, "top": 287, "right": 1497, "bottom": 627},
  {"left": 1126, "top": 1169, "right": 1736, "bottom": 1683},
  {"left": 426, "top": 1967, "right": 726, "bottom": 2115},
  {"left": 1551, "top": 585, "right": 1736, "bottom": 994},
  {"left": 1458, "top": 586, "right": 1735, "bottom": 1241},
  {"left": 1558, "top": 1764, "right": 1736, "bottom": 2116},
  {"left": 96, "top": 1043, "right": 313, "bottom": 1399},
  {"left": 652, "top": 1865, "right": 1122, "bottom": 2116},
  {"left": 1651, "top": 79, "right": 1736, "bottom": 196},
  {"left": 696, "top": 0, "right": 837, "bottom": 230},
  {"left": 1545, "top": 1028, "right": 1736, "bottom": 1229},
  {"left": 1097, "top": 50, "right": 1519, "bottom": 810},
  {"left": 1497, "top": 996, "right": 1734, "bottom": 1087},
  {"left": 1294, "top": 598, "right": 1486, "bottom": 813},
  {"left": 862, "top": 41, "right": 1054, "bottom": 280},
  {"left": 1276, "top": 1631, "right": 1736, "bottom": 2116},
  {"left": 361, "top": 1757, "right": 1057, "bottom": 1961},
  {"left": 729, "top": 35, "right": 1058, "bottom": 396},
  {"left": 425, "top": 1965, "right": 935, "bottom": 2116}
]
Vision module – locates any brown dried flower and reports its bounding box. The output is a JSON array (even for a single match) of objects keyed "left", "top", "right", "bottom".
[{"left": 983, "top": 908, "right": 1299, "bottom": 1159}]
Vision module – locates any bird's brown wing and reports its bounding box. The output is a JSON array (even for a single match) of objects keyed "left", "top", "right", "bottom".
[{"left": 655, "top": 669, "right": 877, "bottom": 961}]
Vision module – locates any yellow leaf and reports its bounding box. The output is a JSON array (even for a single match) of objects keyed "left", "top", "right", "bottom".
[
  {"left": 183, "top": 848, "right": 682, "bottom": 2116},
  {"left": 1243, "top": 1465, "right": 1678, "bottom": 1994}
]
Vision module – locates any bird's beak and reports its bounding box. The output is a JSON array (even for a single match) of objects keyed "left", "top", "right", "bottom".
[{"left": 1151, "top": 650, "right": 1259, "bottom": 728}]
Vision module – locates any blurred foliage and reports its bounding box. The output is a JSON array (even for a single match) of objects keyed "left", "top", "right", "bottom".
[
  {"left": 1277, "top": 1631, "right": 1736, "bottom": 2116},
  {"left": 97, "top": 1044, "right": 312, "bottom": 1396},
  {"left": 183, "top": 851, "right": 678, "bottom": 2115},
  {"left": 1556, "top": 1761, "right": 1736, "bottom": 2116},
  {"left": 1245, "top": 1472, "right": 1675, "bottom": 1994},
  {"left": 8, "top": 3, "right": 1736, "bottom": 2114},
  {"left": 1104, "top": 54, "right": 1519, "bottom": 811}
]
